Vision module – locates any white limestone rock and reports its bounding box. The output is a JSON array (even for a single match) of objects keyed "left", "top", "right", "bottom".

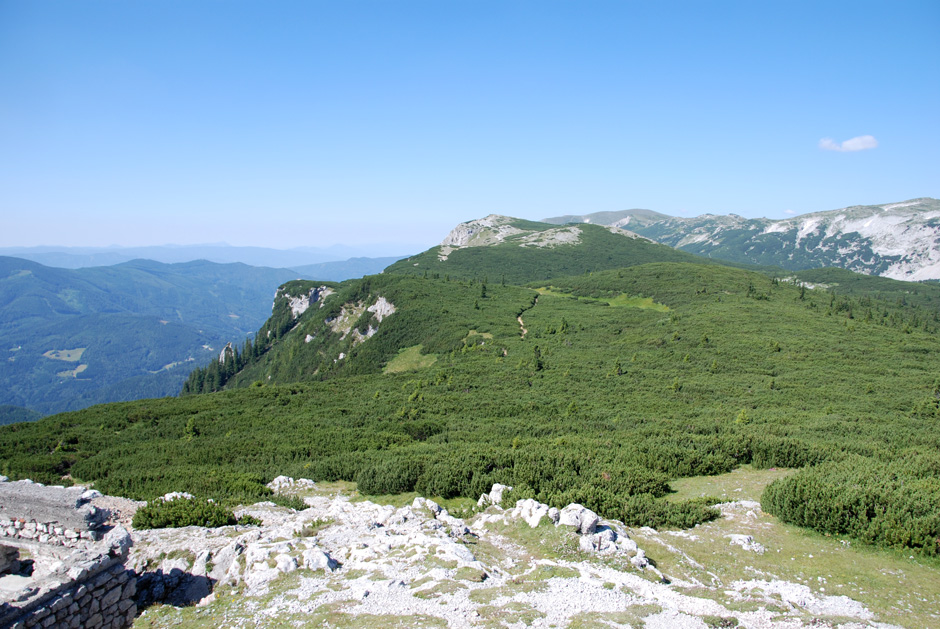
[
  {"left": 301, "top": 548, "right": 337, "bottom": 572},
  {"left": 557, "top": 504, "right": 600, "bottom": 535},
  {"left": 511, "top": 498, "right": 551, "bottom": 528},
  {"left": 488, "top": 483, "right": 512, "bottom": 506},
  {"left": 726, "top": 534, "right": 766, "bottom": 554},
  {"left": 631, "top": 548, "right": 649, "bottom": 569},
  {"left": 102, "top": 526, "right": 132, "bottom": 557}
]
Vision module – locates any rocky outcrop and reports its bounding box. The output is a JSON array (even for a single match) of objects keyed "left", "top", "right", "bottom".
[
  {"left": 278, "top": 285, "right": 334, "bottom": 319},
  {"left": 557, "top": 503, "right": 599, "bottom": 535},
  {"left": 476, "top": 483, "right": 512, "bottom": 508}
]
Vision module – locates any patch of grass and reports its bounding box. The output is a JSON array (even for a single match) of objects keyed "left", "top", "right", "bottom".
[
  {"left": 453, "top": 566, "right": 487, "bottom": 582},
  {"left": 468, "top": 581, "right": 548, "bottom": 604},
  {"left": 535, "top": 287, "right": 668, "bottom": 311},
  {"left": 383, "top": 345, "right": 438, "bottom": 374},
  {"left": 567, "top": 605, "right": 663, "bottom": 629},
  {"left": 412, "top": 579, "right": 466, "bottom": 599},
  {"left": 318, "top": 614, "right": 448, "bottom": 628},
  {"left": 477, "top": 601, "right": 546, "bottom": 626},
  {"left": 42, "top": 348, "right": 86, "bottom": 362},
  {"left": 298, "top": 479, "right": 357, "bottom": 498},
  {"left": 667, "top": 465, "right": 796, "bottom": 503},
  {"left": 492, "top": 518, "right": 582, "bottom": 562},
  {"left": 528, "top": 563, "right": 579, "bottom": 581},
  {"left": 298, "top": 518, "right": 333, "bottom": 537},
  {"left": 340, "top": 569, "right": 369, "bottom": 581},
  {"left": 630, "top": 488, "right": 940, "bottom": 629},
  {"left": 422, "top": 555, "right": 459, "bottom": 571},
  {"left": 605, "top": 293, "right": 670, "bottom": 311}
]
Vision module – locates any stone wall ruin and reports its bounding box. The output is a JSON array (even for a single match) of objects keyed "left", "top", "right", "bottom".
[{"left": 0, "top": 478, "right": 137, "bottom": 629}]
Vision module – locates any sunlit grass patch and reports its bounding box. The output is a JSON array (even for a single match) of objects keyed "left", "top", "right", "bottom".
[
  {"left": 605, "top": 293, "right": 669, "bottom": 311},
  {"left": 666, "top": 465, "right": 796, "bottom": 503},
  {"left": 383, "top": 345, "right": 438, "bottom": 374},
  {"left": 476, "top": 601, "right": 545, "bottom": 626},
  {"left": 567, "top": 604, "right": 663, "bottom": 629},
  {"left": 467, "top": 330, "right": 493, "bottom": 339},
  {"left": 42, "top": 347, "right": 86, "bottom": 362}
]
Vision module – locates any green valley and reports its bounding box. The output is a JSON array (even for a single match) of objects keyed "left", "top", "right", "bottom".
[{"left": 0, "top": 256, "right": 312, "bottom": 416}]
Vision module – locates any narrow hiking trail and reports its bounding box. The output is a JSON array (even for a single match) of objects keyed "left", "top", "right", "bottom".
[{"left": 518, "top": 295, "right": 538, "bottom": 338}]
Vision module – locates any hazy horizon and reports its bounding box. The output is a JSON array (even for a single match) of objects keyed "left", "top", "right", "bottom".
[{"left": 2, "top": 1, "right": 937, "bottom": 249}]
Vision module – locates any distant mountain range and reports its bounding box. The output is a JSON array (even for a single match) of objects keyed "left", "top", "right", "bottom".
[
  {"left": 544, "top": 198, "right": 940, "bottom": 281},
  {"left": 0, "top": 244, "right": 416, "bottom": 270}
]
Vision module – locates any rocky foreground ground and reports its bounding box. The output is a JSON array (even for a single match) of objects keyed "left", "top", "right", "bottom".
[{"left": 123, "top": 477, "right": 903, "bottom": 629}]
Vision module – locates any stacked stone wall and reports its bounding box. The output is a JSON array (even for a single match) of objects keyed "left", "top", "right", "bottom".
[
  {"left": 0, "top": 480, "right": 106, "bottom": 550},
  {"left": 0, "top": 553, "right": 136, "bottom": 629},
  {"left": 0, "top": 518, "right": 101, "bottom": 547}
]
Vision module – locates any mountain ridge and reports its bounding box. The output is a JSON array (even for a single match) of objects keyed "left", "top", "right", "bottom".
[{"left": 543, "top": 197, "right": 940, "bottom": 281}]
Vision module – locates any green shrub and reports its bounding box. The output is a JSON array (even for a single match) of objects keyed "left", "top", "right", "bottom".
[
  {"left": 132, "top": 497, "right": 237, "bottom": 529},
  {"left": 762, "top": 456, "right": 940, "bottom": 555},
  {"left": 619, "top": 493, "right": 720, "bottom": 530},
  {"left": 356, "top": 458, "right": 424, "bottom": 495}
]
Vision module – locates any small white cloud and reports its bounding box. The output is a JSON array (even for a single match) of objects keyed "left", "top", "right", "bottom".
[
  {"left": 784, "top": 209, "right": 796, "bottom": 215},
  {"left": 819, "top": 135, "right": 878, "bottom": 152}
]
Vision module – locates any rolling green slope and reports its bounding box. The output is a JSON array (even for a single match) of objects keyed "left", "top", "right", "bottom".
[{"left": 4, "top": 261, "right": 939, "bottom": 554}]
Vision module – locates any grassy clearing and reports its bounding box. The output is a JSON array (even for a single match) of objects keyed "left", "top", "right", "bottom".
[
  {"left": 476, "top": 601, "right": 546, "bottom": 626},
  {"left": 467, "top": 330, "right": 494, "bottom": 339},
  {"left": 667, "top": 465, "right": 796, "bottom": 503},
  {"left": 468, "top": 581, "right": 549, "bottom": 605},
  {"left": 536, "top": 286, "right": 668, "bottom": 311},
  {"left": 352, "top": 485, "right": 479, "bottom": 514},
  {"left": 56, "top": 363, "right": 88, "bottom": 378},
  {"left": 412, "top": 579, "right": 465, "bottom": 599},
  {"left": 605, "top": 293, "right": 670, "bottom": 311},
  {"left": 383, "top": 345, "right": 438, "bottom": 374},
  {"left": 42, "top": 348, "right": 86, "bottom": 362},
  {"left": 633, "top": 467, "right": 940, "bottom": 628}
]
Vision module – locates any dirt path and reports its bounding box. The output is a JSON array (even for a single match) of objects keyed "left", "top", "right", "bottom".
[{"left": 518, "top": 296, "right": 537, "bottom": 338}]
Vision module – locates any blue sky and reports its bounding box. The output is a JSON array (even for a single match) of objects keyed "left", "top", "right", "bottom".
[{"left": 1, "top": 1, "right": 937, "bottom": 250}]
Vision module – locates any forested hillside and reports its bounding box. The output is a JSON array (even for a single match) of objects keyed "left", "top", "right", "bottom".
[{"left": 0, "top": 256, "right": 310, "bottom": 415}]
